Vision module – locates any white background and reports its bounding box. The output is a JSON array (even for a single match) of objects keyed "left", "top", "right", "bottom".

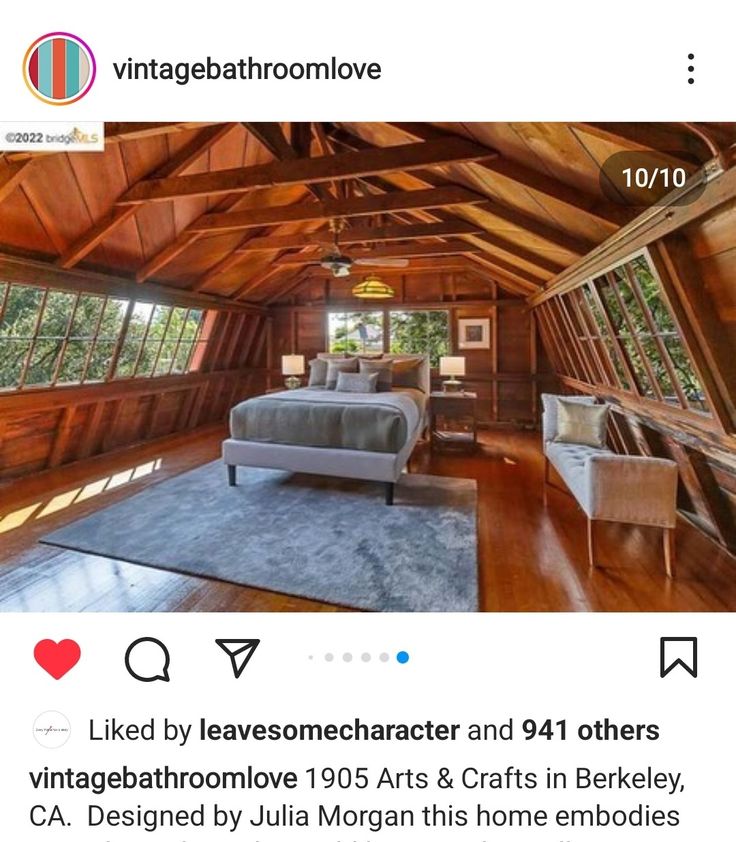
[
  {"left": 0, "top": 613, "right": 729, "bottom": 840},
  {"left": 1, "top": 0, "right": 734, "bottom": 120}
]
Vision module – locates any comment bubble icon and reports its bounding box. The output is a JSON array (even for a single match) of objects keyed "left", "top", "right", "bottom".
[{"left": 125, "top": 637, "right": 171, "bottom": 683}]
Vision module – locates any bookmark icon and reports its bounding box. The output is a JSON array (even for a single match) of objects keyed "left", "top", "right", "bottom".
[{"left": 216, "top": 639, "right": 260, "bottom": 678}]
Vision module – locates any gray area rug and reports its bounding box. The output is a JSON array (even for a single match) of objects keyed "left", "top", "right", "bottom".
[{"left": 42, "top": 462, "right": 478, "bottom": 611}]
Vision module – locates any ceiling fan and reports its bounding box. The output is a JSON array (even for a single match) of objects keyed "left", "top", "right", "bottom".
[{"left": 319, "top": 219, "right": 409, "bottom": 277}]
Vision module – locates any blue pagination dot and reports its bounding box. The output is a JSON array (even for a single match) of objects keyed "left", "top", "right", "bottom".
[{"left": 396, "top": 651, "right": 409, "bottom": 664}]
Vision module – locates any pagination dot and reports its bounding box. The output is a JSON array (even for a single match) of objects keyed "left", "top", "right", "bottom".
[{"left": 396, "top": 651, "right": 410, "bottom": 664}]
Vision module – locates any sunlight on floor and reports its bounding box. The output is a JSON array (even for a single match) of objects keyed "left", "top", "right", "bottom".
[{"left": 0, "top": 458, "right": 163, "bottom": 534}]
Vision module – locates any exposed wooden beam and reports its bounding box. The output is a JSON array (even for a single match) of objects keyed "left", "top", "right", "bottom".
[
  {"left": 242, "top": 122, "right": 333, "bottom": 202},
  {"left": 118, "top": 138, "right": 495, "bottom": 205},
  {"left": 59, "top": 124, "right": 237, "bottom": 270},
  {"left": 529, "top": 163, "right": 736, "bottom": 306},
  {"left": 467, "top": 253, "right": 542, "bottom": 293},
  {"left": 386, "top": 122, "right": 631, "bottom": 228},
  {"left": 0, "top": 158, "right": 32, "bottom": 204},
  {"left": 275, "top": 241, "right": 482, "bottom": 266},
  {"left": 190, "top": 186, "right": 484, "bottom": 233},
  {"left": 235, "top": 220, "right": 483, "bottom": 251},
  {"left": 324, "top": 135, "right": 577, "bottom": 282},
  {"left": 571, "top": 123, "right": 713, "bottom": 166}
]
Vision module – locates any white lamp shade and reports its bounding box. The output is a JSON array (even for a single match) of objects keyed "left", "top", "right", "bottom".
[
  {"left": 439, "top": 356, "right": 465, "bottom": 377},
  {"left": 281, "top": 354, "right": 305, "bottom": 376}
]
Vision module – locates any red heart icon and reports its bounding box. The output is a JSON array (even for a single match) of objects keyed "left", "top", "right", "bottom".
[{"left": 34, "top": 639, "right": 81, "bottom": 680}]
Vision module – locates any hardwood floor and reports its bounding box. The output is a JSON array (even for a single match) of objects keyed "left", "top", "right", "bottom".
[{"left": 1, "top": 425, "right": 734, "bottom": 612}]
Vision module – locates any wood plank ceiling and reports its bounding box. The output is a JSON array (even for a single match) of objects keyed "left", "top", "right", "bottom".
[{"left": 1, "top": 122, "right": 733, "bottom": 305}]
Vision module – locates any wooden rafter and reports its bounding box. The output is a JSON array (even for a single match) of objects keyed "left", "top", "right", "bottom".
[
  {"left": 0, "top": 157, "right": 32, "bottom": 205},
  {"left": 234, "top": 219, "right": 483, "bottom": 251},
  {"left": 58, "top": 124, "right": 237, "bottom": 270},
  {"left": 386, "top": 122, "right": 631, "bottom": 228},
  {"left": 326, "top": 133, "right": 570, "bottom": 281},
  {"left": 189, "top": 186, "right": 484, "bottom": 233},
  {"left": 274, "top": 241, "right": 482, "bottom": 266},
  {"left": 117, "top": 138, "right": 494, "bottom": 205},
  {"left": 242, "top": 122, "right": 333, "bottom": 202},
  {"left": 571, "top": 123, "right": 715, "bottom": 166}
]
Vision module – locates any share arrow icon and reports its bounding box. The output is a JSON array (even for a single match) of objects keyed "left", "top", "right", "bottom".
[{"left": 216, "top": 639, "right": 260, "bottom": 678}]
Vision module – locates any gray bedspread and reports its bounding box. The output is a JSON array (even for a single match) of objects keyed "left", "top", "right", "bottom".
[{"left": 229, "top": 387, "right": 424, "bottom": 453}]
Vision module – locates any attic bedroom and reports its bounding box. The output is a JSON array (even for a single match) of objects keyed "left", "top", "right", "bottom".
[{"left": 0, "top": 121, "right": 734, "bottom": 612}]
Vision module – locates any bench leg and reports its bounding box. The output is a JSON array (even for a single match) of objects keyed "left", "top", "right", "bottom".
[
  {"left": 227, "top": 464, "right": 237, "bottom": 487},
  {"left": 587, "top": 518, "right": 597, "bottom": 568},
  {"left": 663, "top": 527, "right": 676, "bottom": 579},
  {"left": 384, "top": 482, "right": 395, "bottom": 506}
]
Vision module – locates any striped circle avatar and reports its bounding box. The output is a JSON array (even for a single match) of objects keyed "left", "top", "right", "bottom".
[{"left": 24, "top": 33, "right": 96, "bottom": 105}]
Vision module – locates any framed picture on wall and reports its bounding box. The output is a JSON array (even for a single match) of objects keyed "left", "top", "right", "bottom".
[{"left": 457, "top": 318, "right": 490, "bottom": 349}]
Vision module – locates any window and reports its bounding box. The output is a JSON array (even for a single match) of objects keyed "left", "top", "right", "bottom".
[
  {"left": 542, "top": 250, "right": 709, "bottom": 415},
  {"left": 328, "top": 311, "right": 384, "bottom": 354},
  {"left": 327, "top": 309, "right": 450, "bottom": 366},
  {"left": 389, "top": 310, "right": 450, "bottom": 367},
  {"left": 0, "top": 281, "right": 211, "bottom": 392}
]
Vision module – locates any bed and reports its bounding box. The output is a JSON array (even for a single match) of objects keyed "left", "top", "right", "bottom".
[{"left": 222, "top": 354, "right": 430, "bottom": 504}]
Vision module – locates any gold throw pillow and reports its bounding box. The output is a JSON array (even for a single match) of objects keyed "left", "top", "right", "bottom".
[{"left": 554, "top": 399, "right": 609, "bottom": 448}]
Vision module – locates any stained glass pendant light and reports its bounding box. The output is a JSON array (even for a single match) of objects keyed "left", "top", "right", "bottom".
[{"left": 351, "top": 274, "right": 395, "bottom": 300}]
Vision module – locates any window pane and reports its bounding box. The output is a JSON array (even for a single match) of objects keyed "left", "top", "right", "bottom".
[
  {"left": 630, "top": 255, "right": 678, "bottom": 334},
  {"left": 172, "top": 341, "right": 194, "bottom": 374},
  {"left": 99, "top": 297, "right": 128, "bottom": 339},
  {"left": 154, "top": 340, "right": 178, "bottom": 376},
  {"left": 183, "top": 310, "right": 203, "bottom": 341},
  {"left": 136, "top": 341, "right": 161, "bottom": 377},
  {"left": 612, "top": 268, "right": 649, "bottom": 334},
  {"left": 70, "top": 294, "right": 105, "bottom": 338},
  {"left": 640, "top": 337, "right": 677, "bottom": 403},
  {"left": 0, "top": 338, "right": 31, "bottom": 389},
  {"left": 164, "top": 307, "right": 189, "bottom": 342},
  {"left": 663, "top": 334, "right": 709, "bottom": 412},
  {"left": 0, "top": 285, "right": 43, "bottom": 336},
  {"left": 57, "top": 339, "right": 91, "bottom": 384},
  {"left": 84, "top": 341, "right": 116, "bottom": 381},
  {"left": 390, "top": 310, "right": 450, "bottom": 367},
  {"left": 147, "top": 305, "right": 172, "bottom": 340},
  {"left": 25, "top": 339, "right": 63, "bottom": 386},
  {"left": 328, "top": 311, "right": 383, "bottom": 353}
]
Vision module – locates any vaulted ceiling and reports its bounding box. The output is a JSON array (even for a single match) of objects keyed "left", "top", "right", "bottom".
[{"left": 1, "top": 121, "right": 733, "bottom": 305}]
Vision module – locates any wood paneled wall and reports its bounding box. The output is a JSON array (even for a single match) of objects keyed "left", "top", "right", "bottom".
[
  {"left": 270, "top": 271, "right": 551, "bottom": 425},
  {"left": 0, "top": 311, "right": 269, "bottom": 482},
  {"left": 532, "top": 191, "right": 736, "bottom": 557}
]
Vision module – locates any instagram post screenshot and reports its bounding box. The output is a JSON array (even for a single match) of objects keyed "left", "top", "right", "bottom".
[{"left": 1, "top": 1, "right": 735, "bottom": 839}]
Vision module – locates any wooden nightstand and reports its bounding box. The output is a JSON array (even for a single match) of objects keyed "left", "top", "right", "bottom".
[{"left": 429, "top": 391, "right": 478, "bottom": 452}]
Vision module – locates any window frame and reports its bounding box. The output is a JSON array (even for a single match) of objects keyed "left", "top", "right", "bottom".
[
  {"left": 0, "top": 281, "right": 212, "bottom": 393},
  {"left": 541, "top": 246, "right": 712, "bottom": 419},
  {"left": 325, "top": 306, "right": 452, "bottom": 366}
]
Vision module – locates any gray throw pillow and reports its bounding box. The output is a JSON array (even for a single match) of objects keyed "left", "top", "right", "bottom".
[
  {"left": 554, "top": 399, "right": 610, "bottom": 448},
  {"left": 308, "top": 358, "right": 328, "bottom": 387},
  {"left": 335, "top": 372, "right": 379, "bottom": 393},
  {"left": 392, "top": 358, "right": 423, "bottom": 389},
  {"left": 325, "top": 357, "right": 359, "bottom": 389},
  {"left": 359, "top": 358, "right": 393, "bottom": 392}
]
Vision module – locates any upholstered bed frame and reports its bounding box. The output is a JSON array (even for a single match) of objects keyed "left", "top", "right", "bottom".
[{"left": 222, "top": 354, "right": 430, "bottom": 505}]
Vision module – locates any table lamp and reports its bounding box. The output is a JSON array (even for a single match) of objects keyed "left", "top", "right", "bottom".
[
  {"left": 439, "top": 356, "right": 465, "bottom": 392},
  {"left": 281, "top": 354, "right": 305, "bottom": 389}
]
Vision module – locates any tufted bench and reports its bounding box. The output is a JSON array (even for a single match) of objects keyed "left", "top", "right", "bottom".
[{"left": 541, "top": 394, "right": 679, "bottom": 577}]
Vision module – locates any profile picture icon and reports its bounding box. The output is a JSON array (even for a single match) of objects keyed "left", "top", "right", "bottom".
[{"left": 23, "top": 33, "right": 96, "bottom": 105}]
